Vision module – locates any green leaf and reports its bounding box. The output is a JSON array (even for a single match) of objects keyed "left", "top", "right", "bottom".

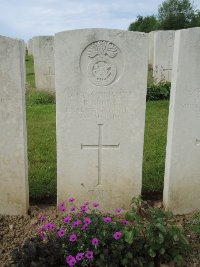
[
  {"left": 174, "top": 255, "right": 183, "bottom": 266},
  {"left": 157, "top": 233, "right": 164, "bottom": 244},
  {"left": 126, "top": 252, "right": 133, "bottom": 259},
  {"left": 156, "top": 223, "right": 167, "bottom": 233},
  {"left": 124, "top": 230, "right": 134, "bottom": 244},
  {"left": 125, "top": 212, "right": 136, "bottom": 222},
  {"left": 173, "top": 234, "right": 179, "bottom": 241},
  {"left": 149, "top": 248, "right": 156, "bottom": 258},
  {"left": 159, "top": 247, "right": 165, "bottom": 255}
]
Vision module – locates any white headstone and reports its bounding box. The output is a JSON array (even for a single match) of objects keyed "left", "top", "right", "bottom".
[
  {"left": 164, "top": 28, "right": 200, "bottom": 215},
  {"left": 153, "top": 30, "right": 175, "bottom": 83},
  {"left": 0, "top": 36, "right": 29, "bottom": 215},
  {"left": 148, "top": 31, "right": 156, "bottom": 66},
  {"left": 33, "top": 36, "right": 55, "bottom": 92},
  {"left": 28, "top": 38, "right": 33, "bottom": 55},
  {"left": 55, "top": 29, "right": 148, "bottom": 211}
]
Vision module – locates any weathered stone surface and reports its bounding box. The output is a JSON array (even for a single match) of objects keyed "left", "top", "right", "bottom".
[
  {"left": 33, "top": 36, "right": 55, "bottom": 92},
  {"left": 27, "top": 38, "right": 33, "bottom": 55},
  {"left": 55, "top": 29, "right": 148, "bottom": 211},
  {"left": 153, "top": 30, "right": 175, "bottom": 83},
  {"left": 0, "top": 35, "right": 29, "bottom": 215},
  {"left": 148, "top": 31, "right": 156, "bottom": 66},
  {"left": 164, "top": 28, "right": 200, "bottom": 215}
]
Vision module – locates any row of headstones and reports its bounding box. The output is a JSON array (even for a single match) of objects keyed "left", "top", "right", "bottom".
[
  {"left": 27, "top": 30, "right": 176, "bottom": 95},
  {"left": 0, "top": 28, "right": 200, "bottom": 216}
]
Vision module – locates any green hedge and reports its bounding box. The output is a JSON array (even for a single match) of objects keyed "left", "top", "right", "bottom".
[{"left": 147, "top": 81, "right": 171, "bottom": 101}]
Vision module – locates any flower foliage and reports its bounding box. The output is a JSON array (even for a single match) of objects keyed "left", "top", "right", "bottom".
[
  {"left": 36, "top": 198, "right": 125, "bottom": 266},
  {"left": 20, "top": 197, "right": 190, "bottom": 267}
]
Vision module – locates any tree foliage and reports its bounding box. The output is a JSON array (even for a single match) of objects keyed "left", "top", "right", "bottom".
[
  {"left": 158, "top": 0, "right": 196, "bottom": 29},
  {"left": 128, "top": 15, "right": 158, "bottom": 33},
  {"left": 128, "top": 0, "right": 200, "bottom": 32}
]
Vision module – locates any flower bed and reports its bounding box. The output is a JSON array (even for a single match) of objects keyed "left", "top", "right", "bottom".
[{"left": 10, "top": 198, "right": 190, "bottom": 267}]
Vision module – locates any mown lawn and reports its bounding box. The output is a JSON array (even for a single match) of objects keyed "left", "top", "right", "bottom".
[{"left": 26, "top": 56, "right": 169, "bottom": 199}]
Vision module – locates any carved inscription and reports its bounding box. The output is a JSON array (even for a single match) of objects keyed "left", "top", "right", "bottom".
[
  {"left": 80, "top": 40, "right": 124, "bottom": 86},
  {"left": 81, "top": 124, "right": 120, "bottom": 186},
  {"left": 64, "top": 90, "right": 135, "bottom": 120},
  {"left": 180, "top": 88, "right": 200, "bottom": 116}
]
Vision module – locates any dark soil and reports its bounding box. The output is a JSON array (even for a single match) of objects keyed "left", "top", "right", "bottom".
[{"left": 0, "top": 204, "right": 199, "bottom": 267}]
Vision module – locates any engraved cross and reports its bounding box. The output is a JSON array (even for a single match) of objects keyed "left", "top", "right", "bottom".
[{"left": 81, "top": 124, "right": 120, "bottom": 186}]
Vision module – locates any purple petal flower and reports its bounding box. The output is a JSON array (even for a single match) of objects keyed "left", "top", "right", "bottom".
[
  {"left": 68, "top": 197, "right": 75, "bottom": 203},
  {"left": 69, "top": 234, "right": 77, "bottom": 242},
  {"left": 70, "top": 206, "right": 76, "bottom": 212},
  {"left": 115, "top": 208, "right": 122, "bottom": 214},
  {"left": 64, "top": 216, "right": 71, "bottom": 223},
  {"left": 40, "top": 231, "right": 46, "bottom": 241},
  {"left": 85, "top": 250, "right": 94, "bottom": 260},
  {"left": 103, "top": 216, "right": 112, "bottom": 223},
  {"left": 84, "top": 201, "right": 90, "bottom": 206},
  {"left": 66, "top": 255, "right": 76, "bottom": 266},
  {"left": 83, "top": 217, "right": 92, "bottom": 225},
  {"left": 121, "top": 219, "right": 129, "bottom": 225},
  {"left": 114, "top": 231, "right": 122, "bottom": 240},
  {"left": 75, "top": 252, "right": 84, "bottom": 261},
  {"left": 80, "top": 205, "right": 88, "bottom": 212},
  {"left": 72, "top": 219, "right": 82, "bottom": 227},
  {"left": 58, "top": 202, "right": 66, "bottom": 212},
  {"left": 81, "top": 224, "right": 88, "bottom": 230},
  {"left": 45, "top": 222, "right": 55, "bottom": 231},
  {"left": 93, "top": 202, "right": 100, "bottom": 208},
  {"left": 58, "top": 228, "right": 65, "bottom": 238},
  {"left": 39, "top": 215, "right": 46, "bottom": 222},
  {"left": 38, "top": 225, "right": 45, "bottom": 232},
  {"left": 92, "top": 237, "right": 99, "bottom": 246}
]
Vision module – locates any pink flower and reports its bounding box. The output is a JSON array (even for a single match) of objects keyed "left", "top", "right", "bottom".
[
  {"left": 39, "top": 214, "right": 46, "bottom": 222},
  {"left": 66, "top": 255, "right": 76, "bottom": 266},
  {"left": 121, "top": 219, "right": 129, "bottom": 225},
  {"left": 58, "top": 202, "right": 66, "bottom": 212},
  {"left": 69, "top": 234, "right": 77, "bottom": 242},
  {"left": 84, "top": 201, "right": 90, "bottom": 206},
  {"left": 113, "top": 231, "right": 122, "bottom": 240},
  {"left": 58, "top": 228, "right": 65, "bottom": 238},
  {"left": 115, "top": 208, "right": 122, "bottom": 214},
  {"left": 40, "top": 231, "right": 46, "bottom": 241},
  {"left": 68, "top": 197, "right": 75, "bottom": 203},
  {"left": 93, "top": 202, "right": 100, "bottom": 208},
  {"left": 64, "top": 216, "right": 71, "bottom": 223},
  {"left": 75, "top": 252, "right": 84, "bottom": 261},
  {"left": 80, "top": 205, "right": 88, "bottom": 212},
  {"left": 70, "top": 206, "right": 76, "bottom": 212},
  {"left": 83, "top": 217, "right": 92, "bottom": 225},
  {"left": 72, "top": 219, "right": 82, "bottom": 227},
  {"left": 81, "top": 224, "right": 88, "bottom": 230},
  {"left": 45, "top": 222, "right": 55, "bottom": 231},
  {"left": 38, "top": 225, "right": 45, "bottom": 232},
  {"left": 103, "top": 217, "right": 112, "bottom": 223},
  {"left": 85, "top": 250, "right": 94, "bottom": 259},
  {"left": 92, "top": 237, "right": 99, "bottom": 246}
]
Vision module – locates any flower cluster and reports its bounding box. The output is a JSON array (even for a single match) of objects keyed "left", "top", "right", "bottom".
[{"left": 34, "top": 197, "right": 126, "bottom": 266}]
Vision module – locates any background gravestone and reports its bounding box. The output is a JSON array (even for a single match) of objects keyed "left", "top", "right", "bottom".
[
  {"left": 0, "top": 35, "right": 29, "bottom": 215},
  {"left": 55, "top": 29, "right": 148, "bottom": 210},
  {"left": 33, "top": 36, "right": 55, "bottom": 92},
  {"left": 153, "top": 30, "right": 175, "bottom": 83},
  {"left": 27, "top": 38, "right": 33, "bottom": 55},
  {"left": 148, "top": 31, "right": 156, "bottom": 66},
  {"left": 164, "top": 28, "right": 200, "bottom": 215}
]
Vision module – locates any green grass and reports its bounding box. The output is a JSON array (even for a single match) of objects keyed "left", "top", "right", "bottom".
[
  {"left": 26, "top": 55, "right": 35, "bottom": 88},
  {"left": 26, "top": 104, "right": 56, "bottom": 198},
  {"left": 143, "top": 100, "right": 169, "bottom": 192},
  {"left": 25, "top": 56, "right": 169, "bottom": 199}
]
